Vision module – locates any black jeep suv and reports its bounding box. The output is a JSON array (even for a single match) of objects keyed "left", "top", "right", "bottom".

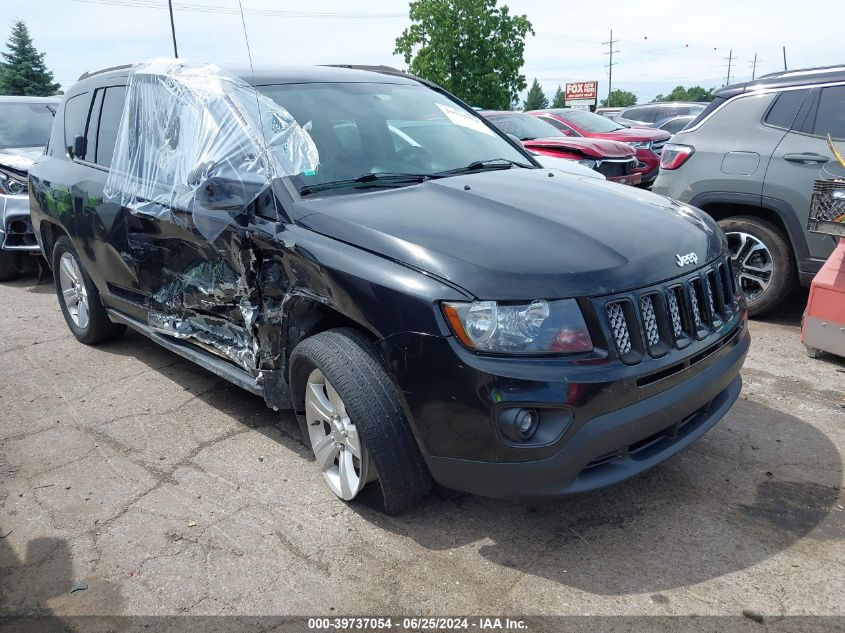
[{"left": 28, "top": 62, "right": 749, "bottom": 513}]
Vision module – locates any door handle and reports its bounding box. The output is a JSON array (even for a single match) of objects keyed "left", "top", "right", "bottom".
[{"left": 784, "top": 152, "right": 829, "bottom": 164}]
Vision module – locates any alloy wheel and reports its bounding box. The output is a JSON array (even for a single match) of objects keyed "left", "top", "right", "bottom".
[
  {"left": 58, "top": 252, "right": 90, "bottom": 329},
  {"left": 304, "top": 368, "right": 370, "bottom": 500},
  {"left": 725, "top": 231, "right": 773, "bottom": 302}
]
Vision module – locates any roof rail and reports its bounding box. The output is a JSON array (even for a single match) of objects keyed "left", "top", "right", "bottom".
[
  {"left": 758, "top": 63, "right": 845, "bottom": 80},
  {"left": 78, "top": 63, "right": 134, "bottom": 81}
]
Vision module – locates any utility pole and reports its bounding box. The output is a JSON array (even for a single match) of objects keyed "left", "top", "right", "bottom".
[
  {"left": 167, "top": 0, "right": 179, "bottom": 58},
  {"left": 602, "top": 29, "right": 620, "bottom": 105},
  {"left": 724, "top": 48, "right": 733, "bottom": 86},
  {"left": 751, "top": 53, "right": 759, "bottom": 80},
  {"left": 783, "top": 46, "right": 788, "bottom": 71}
]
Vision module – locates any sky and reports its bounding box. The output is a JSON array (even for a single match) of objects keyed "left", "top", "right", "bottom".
[{"left": 7, "top": 0, "right": 845, "bottom": 103}]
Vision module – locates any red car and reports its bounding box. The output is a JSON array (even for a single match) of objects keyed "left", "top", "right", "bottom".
[
  {"left": 481, "top": 111, "right": 641, "bottom": 186},
  {"left": 528, "top": 108, "right": 671, "bottom": 186}
]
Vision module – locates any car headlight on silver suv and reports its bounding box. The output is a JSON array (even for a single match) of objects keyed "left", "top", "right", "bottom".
[
  {"left": 442, "top": 299, "right": 593, "bottom": 354},
  {"left": 0, "top": 170, "right": 27, "bottom": 195}
]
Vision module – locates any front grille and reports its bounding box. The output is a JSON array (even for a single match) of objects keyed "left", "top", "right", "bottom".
[
  {"left": 3, "top": 216, "right": 37, "bottom": 248},
  {"left": 596, "top": 159, "right": 635, "bottom": 178},
  {"left": 599, "top": 255, "right": 738, "bottom": 365}
]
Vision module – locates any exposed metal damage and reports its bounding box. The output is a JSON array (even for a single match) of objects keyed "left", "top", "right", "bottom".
[{"left": 102, "top": 59, "right": 319, "bottom": 385}]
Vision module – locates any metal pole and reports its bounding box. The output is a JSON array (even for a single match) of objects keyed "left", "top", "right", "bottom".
[
  {"left": 783, "top": 46, "right": 787, "bottom": 71},
  {"left": 168, "top": 0, "right": 179, "bottom": 58},
  {"left": 751, "top": 52, "right": 758, "bottom": 80},
  {"left": 607, "top": 29, "right": 613, "bottom": 103},
  {"left": 726, "top": 49, "right": 732, "bottom": 85}
]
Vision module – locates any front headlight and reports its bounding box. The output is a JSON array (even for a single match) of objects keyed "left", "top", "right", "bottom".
[
  {"left": 442, "top": 299, "right": 593, "bottom": 354},
  {"left": 627, "top": 141, "right": 652, "bottom": 150},
  {"left": 577, "top": 159, "right": 596, "bottom": 169},
  {"left": 0, "top": 170, "right": 27, "bottom": 195}
]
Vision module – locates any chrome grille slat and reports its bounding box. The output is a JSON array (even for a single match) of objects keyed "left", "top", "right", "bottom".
[{"left": 606, "top": 302, "right": 632, "bottom": 354}]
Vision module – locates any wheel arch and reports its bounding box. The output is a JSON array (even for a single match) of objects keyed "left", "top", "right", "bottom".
[{"left": 690, "top": 192, "right": 810, "bottom": 269}]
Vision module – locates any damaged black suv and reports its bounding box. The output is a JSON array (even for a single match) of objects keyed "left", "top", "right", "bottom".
[{"left": 29, "top": 62, "right": 749, "bottom": 514}]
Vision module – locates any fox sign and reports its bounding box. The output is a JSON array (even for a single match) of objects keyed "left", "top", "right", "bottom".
[{"left": 565, "top": 81, "right": 598, "bottom": 107}]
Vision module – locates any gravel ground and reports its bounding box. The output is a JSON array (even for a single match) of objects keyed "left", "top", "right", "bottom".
[{"left": 0, "top": 262, "right": 843, "bottom": 631}]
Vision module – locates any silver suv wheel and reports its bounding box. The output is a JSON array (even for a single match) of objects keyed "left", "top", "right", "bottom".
[
  {"left": 725, "top": 231, "right": 773, "bottom": 302},
  {"left": 58, "top": 252, "right": 90, "bottom": 329},
  {"left": 304, "top": 368, "right": 370, "bottom": 500}
]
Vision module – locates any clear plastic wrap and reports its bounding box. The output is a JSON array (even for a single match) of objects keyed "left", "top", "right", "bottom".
[{"left": 104, "top": 58, "right": 318, "bottom": 241}]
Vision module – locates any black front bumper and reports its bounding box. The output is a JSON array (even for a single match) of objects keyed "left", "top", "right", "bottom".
[{"left": 381, "top": 319, "right": 749, "bottom": 499}]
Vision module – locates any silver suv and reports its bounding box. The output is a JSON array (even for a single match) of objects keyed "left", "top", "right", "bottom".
[{"left": 653, "top": 66, "right": 844, "bottom": 315}]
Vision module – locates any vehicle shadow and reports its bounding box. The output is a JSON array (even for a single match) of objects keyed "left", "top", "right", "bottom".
[
  {"left": 0, "top": 532, "right": 124, "bottom": 631},
  {"left": 752, "top": 287, "right": 808, "bottom": 327},
  {"left": 358, "top": 398, "right": 842, "bottom": 595}
]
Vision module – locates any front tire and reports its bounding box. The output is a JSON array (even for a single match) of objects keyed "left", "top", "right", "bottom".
[
  {"left": 719, "top": 216, "right": 796, "bottom": 317},
  {"left": 52, "top": 235, "right": 125, "bottom": 344},
  {"left": 290, "top": 328, "right": 432, "bottom": 514},
  {"left": 0, "top": 249, "right": 20, "bottom": 282}
]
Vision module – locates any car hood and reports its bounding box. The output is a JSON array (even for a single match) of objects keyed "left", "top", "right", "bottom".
[
  {"left": 0, "top": 146, "right": 43, "bottom": 173},
  {"left": 294, "top": 168, "right": 725, "bottom": 300},
  {"left": 587, "top": 127, "right": 671, "bottom": 143},
  {"left": 522, "top": 137, "right": 634, "bottom": 159}
]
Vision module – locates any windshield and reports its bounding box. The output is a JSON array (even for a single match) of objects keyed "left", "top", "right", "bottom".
[
  {"left": 0, "top": 102, "right": 55, "bottom": 149},
  {"left": 553, "top": 109, "right": 626, "bottom": 133},
  {"left": 257, "top": 82, "right": 531, "bottom": 192},
  {"left": 484, "top": 113, "right": 565, "bottom": 141}
]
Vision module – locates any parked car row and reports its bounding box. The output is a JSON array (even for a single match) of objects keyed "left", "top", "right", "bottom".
[
  {"left": 22, "top": 61, "right": 749, "bottom": 514},
  {"left": 528, "top": 108, "right": 671, "bottom": 186}
]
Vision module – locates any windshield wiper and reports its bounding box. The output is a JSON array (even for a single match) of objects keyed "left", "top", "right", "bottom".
[
  {"left": 433, "top": 158, "right": 534, "bottom": 177},
  {"left": 299, "top": 172, "right": 432, "bottom": 196}
]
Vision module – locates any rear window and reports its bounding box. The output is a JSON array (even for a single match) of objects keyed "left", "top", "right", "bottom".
[
  {"left": 812, "top": 86, "right": 845, "bottom": 139},
  {"left": 763, "top": 89, "right": 809, "bottom": 129},
  {"left": 686, "top": 96, "right": 726, "bottom": 128}
]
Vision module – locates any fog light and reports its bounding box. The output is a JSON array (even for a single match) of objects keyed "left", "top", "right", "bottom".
[{"left": 497, "top": 407, "right": 539, "bottom": 443}]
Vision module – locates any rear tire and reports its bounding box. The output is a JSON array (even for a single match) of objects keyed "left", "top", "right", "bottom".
[
  {"left": 52, "top": 235, "right": 125, "bottom": 344},
  {"left": 0, "top": 249, "right": 20, "bottom": 282},
  {"left": 290, "top": 328, "right": 432, "bottom": 515},
  {"left": 719, "top": 216, "right": 796, "bottom": 317}
]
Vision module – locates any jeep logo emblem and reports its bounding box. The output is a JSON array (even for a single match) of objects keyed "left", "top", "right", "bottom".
[{"left": 675, "top": 252, "right": 698, "bottom": 267}]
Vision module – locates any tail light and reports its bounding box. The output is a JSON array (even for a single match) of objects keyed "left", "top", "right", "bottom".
[{"left": 660, "top": 144, "right": 695, "bottom": 170}]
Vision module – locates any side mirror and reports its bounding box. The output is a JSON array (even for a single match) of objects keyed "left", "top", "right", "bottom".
[
  {"left": 506, "top": 133, "right": 525, "bottom": 148},
  {"left": 70, "top": 134, "right": 86, "bottom": 160}
]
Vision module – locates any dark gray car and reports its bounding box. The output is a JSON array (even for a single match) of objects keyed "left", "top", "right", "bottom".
[
  {"left": 653, "top": 65, "right": 845, "bottom": 315},
  {"left": 617, "top": 102, "right": 707, "bottom": 128}
]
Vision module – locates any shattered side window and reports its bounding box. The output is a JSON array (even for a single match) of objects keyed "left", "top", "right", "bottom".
[{"left": 103, "top": 59, "right": 318, "bottom": 240}]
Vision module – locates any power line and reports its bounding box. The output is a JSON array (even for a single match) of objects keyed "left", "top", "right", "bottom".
[
  {"left": 602, "top": 29, "right": 620, "bottom": 103},
  {"left": 70, "top": 0, "right": 406, "bottom": 19}
]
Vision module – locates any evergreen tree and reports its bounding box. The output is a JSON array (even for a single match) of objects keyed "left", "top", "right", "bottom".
[
  {"left": 551, "top": 85, "right": 566, "bottom": 108},
  {"left": 0, "top": 21, "right": 60, "bottom": 96},
  {"left": 522, "top": 78, "right": 548, "bottom": 111}
]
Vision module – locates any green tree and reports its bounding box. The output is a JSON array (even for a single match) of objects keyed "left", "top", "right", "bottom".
[
  {"left": 522, "top": 78, "right": 548, "bottom": 111},
  {"left": 395, "top": 0, "right": 533, "bottom": 109},
  {"left": 600, "top": 89, "right": 637, "bottom": 108},
  {"left": 653, "top": 85, "right": 714, "bottom": 102},
  {"left": 551, "top": 85, "right": 566, "bottom": 108},
  {"left": 0, "top": 21, "right": 60, "bottom": 96}
]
